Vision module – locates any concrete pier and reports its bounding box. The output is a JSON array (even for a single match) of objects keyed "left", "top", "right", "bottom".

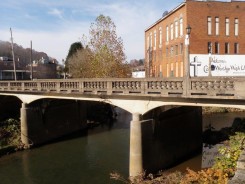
[
  {"left": 20, "top": 100, "right": 87, "bottom": 146},
  {"left": 129, "top": 113, "right": 143, "bottom": 177},
  {"left": 20, "top": 103, "right": 31, "bottom": 148}
]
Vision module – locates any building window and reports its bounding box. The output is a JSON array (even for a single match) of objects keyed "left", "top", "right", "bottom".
[
  {"left": 166, "top": 26, "right": 169, "bottom": 42},
  {"left": 170, "top": 63, "right": 174, "bottom": 77},
  {"left": 235, "top": 18, "right": 239, "bottom": 36},
  {"left": 175, "top": 20, "right": 178, "bottom": 38},
  {"left": 208, "top": 42, "right": 212, "bottom": 54},
  {"left": 208, "top": 16, "right": 212, "bottom": 35},
  {"left": 147, "top": 36, "right": 150, "bottom": 49},
  {"left": 159, "top": 28, "right": 162, "bottom": 46},
  {"left": 180, "top": 18, "right": 183, "bottom": 36},
  {"left": 176, "top": 62, "right": 179, "bottom": 77},
  {"left": 180, "top": 43, "right": 183, "bottom": 54},
  {"left": 150, "top": 33, "right": 152, "bottom": 48},
  {"left": 170, "top": 23, "right": 174, "bottom": 40},
  {"left": 166, "top": 47, "right": 168, "bottom": 57},
  {"left": 180, "top": 61, "right": 183, "bottom": 77},
  {"left": 159, "top": 65, "right": 162, "bottom": 77},
  {"left": 215, "top": 17, "right": 219, "bottom": 36},
  {"left": 159, "top": 49, "right": 162, "bottom": 61},
  {"left": 175, "top": 45, "right": 178, "bottom": 55},
  {"left": 170, "top": 46, "right": 174, "bottom": 56},
  {"left": 225, "top": 18, "right": 229, "bottom": 36},
  {"left": 215, "top": 42, "right": 219, "bottom": 54},
  {"left": 225, "top": 43, "right": 229, "bottom": 54},
  {"left": 154, "top": 30, "right": 157, "bottom": 49},
  {"left": 234, "top": 43, "right": 239, "bottom": 54},
  {"left": 180, "top": 43, "right": 184, "bottom": 54},
  {"left": 154, "top": 50, "right": 156, "bottom": 62}
]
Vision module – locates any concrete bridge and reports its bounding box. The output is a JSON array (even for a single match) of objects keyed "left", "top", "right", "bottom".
[{"left": 1, "top": 77, "right": 245, "bottom": 176}]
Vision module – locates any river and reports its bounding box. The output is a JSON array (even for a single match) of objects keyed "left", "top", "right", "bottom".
[{"left": 0, "top": 109, "right": 244, "bottom": 184}]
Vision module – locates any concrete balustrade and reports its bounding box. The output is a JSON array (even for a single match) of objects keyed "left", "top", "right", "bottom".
[{"left": 0, "top": 77, "right": 244, "bottom": 99}]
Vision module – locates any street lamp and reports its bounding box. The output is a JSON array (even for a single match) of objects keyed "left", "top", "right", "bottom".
[
  {"left": 185, "top": 25, "right": 191, "bottom": 77},
  {"left": 185, "top": 25, "right": 191, "bottom": 96},
  {"left": 208, "top": 43, "right": 212, "bottom": 77},
  {"left": 186, "top": 24, "right": 192, "bottom": 35}
]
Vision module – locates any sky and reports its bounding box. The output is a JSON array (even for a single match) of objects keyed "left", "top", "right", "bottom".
[{"left": 0, "top": 0, "right": 182, "bottom": 63}]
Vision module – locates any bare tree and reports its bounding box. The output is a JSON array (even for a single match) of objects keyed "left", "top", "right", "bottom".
[{"left": 68, "top": 14, "right": 130, "bottom": 78}]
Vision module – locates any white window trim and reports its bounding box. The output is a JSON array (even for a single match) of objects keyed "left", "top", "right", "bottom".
[
  {"left": 208, "top": 17, "right": 212, "bottom": 35},
  {"left": 175, "top": 20, "right": 178, "bottom": 39},
  {"left": 166, "top": 26, "right": 169, "bottom": 43},
  {"left": 225, "top": 18, "right": 230, "bottom": 36},
  {"left": 170, "top": 23, "right": 174, "bottom": 40},
  {"left": 235, "top": 18, "right": 239, "bottom": 36},
  {"left": 179, "top": 17, "right": 183, "bottom": 37},
  {"left": 215, "top": 17, "right": 219, "bottom": 36},
  {"left": 159, "top": 27, "right": 162, "bottom": 47}
]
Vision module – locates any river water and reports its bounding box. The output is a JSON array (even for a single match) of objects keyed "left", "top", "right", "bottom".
[{"left": 0, "top": 109, "right": 244, "bottom": 184}]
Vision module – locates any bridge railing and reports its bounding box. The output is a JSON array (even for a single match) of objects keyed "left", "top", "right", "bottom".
[
  {"left": 189, "top": 77, "right": 235, "bottom": 98},
  {"left": 0, "top": 77, "right": 244, "bottom": 99},
  {"left": 0, "top": 78, "right": 184, "bottom": 96}
]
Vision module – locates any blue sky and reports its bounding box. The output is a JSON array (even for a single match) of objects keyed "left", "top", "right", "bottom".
[{"left": 0, "top": 0, "right": 182, "bottom": 63}]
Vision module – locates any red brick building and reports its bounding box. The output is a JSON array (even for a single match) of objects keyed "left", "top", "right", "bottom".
[{"left": 145, "top": 0, "right": 245, "bottom": 78}]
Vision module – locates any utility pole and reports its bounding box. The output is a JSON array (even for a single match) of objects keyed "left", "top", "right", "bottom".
[
  {"left": 30, "top": 40, "right": 33, "bottom": 80},
  {"left": 10, "top": 28, "right": 17, "bottom": 81}
]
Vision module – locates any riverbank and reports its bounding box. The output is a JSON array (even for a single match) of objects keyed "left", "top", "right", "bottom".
[
  {"left": 111, "top": 115, "right": 245, "bottom": 184},
  {"left": 203, "top": 107, "right": 245, "bottom": 114},
  {"left": 0, "top": 118, "right": 24, "bottom": 157},
  {"left": 111, "top": 132, "right": 245, "bottom": 183}
]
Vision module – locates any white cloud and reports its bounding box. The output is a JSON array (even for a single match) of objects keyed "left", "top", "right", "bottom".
[{"left": 48, "top": 8, "right": 64, "bottom": 19}]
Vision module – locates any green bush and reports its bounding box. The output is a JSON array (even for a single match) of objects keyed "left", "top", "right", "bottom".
[
  {"left": 213, "top": 132, "right": 245, "bottom": 177},
  {"left": 0, "top": 119, "right": 21, "bottom": 149},
  {"left": 110, "top": 132, "right": 245, "bottom": 184}
]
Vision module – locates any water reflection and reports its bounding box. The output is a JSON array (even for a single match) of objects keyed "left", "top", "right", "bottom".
[
  {"left": 0, "top": 110, "right": 244, "bottom": 183},
  {"left": 0, "top": 108, "right": 130, "bottom": 184}
]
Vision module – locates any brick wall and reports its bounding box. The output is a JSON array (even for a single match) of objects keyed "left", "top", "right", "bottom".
[
  {"left": 187, "top": 1, "right": 245, "bottom": 55},
  {"left": 145, "top": 0, "right": 245, "bottom": 78}
]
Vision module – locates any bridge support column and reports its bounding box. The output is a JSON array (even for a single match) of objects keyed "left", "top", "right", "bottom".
[
  {"left": 129, "top": 113, "right": 143, "bottom": 177},
  {"left": 20, "top": 102, "right": 31, "bottom": 148}
]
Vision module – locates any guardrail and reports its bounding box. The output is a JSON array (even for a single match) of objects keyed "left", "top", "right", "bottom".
[{"left": 0, "top": 77, "right": 244, "bottom": 99}]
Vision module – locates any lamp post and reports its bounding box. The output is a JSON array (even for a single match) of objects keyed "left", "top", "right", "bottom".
[
  {"left": 10, "top": 28, "right": 17, "bottom": 81},
  {"left": 30, "top": 40, "right": 33, "bottom": 80},
  {"left": 185, "top": 25, "right": 191, "bottom": 96},
  {"left": 208, "top": 43, "right": 212, "bottom": 77},
  {"left": 64, "top": 64, "right": 66, "bottom": 79}
]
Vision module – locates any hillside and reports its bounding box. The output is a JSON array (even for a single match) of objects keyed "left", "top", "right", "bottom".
[{"left": 0, "top": 40, "right": 57, "bottom": 65}]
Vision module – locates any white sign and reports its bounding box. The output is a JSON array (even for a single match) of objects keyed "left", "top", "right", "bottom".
[
  {"left": 132, "top": 71, "right": 145, "bottom": 78},
  {"left": 190, "top": 54, "right": 245, "bottom": 77}
]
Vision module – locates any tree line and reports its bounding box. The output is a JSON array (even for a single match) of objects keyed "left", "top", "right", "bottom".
[{"left": 0, "top": 40, "right": 56, "bottom": 66}]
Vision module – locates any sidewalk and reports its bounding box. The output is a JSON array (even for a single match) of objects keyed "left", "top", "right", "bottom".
[{"left": 229, "top": 150, "right": 245, "bottom": 184}]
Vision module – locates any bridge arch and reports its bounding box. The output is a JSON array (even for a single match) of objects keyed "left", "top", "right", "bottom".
[
  {"left": 0, "top": 94, "right": 22, "bottom": 120},
  {"left": 2, "top": 92, "right": 245, "bottom": 115}
]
